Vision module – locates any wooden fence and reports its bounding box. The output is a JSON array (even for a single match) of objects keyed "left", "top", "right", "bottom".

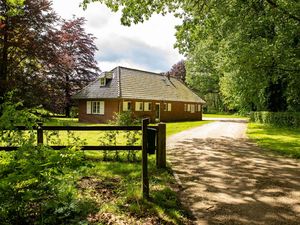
[{"left": 0, "top": 118, "right": 166, "bottom": 198}]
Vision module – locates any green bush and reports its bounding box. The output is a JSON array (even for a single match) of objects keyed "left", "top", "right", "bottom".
[
  {"left": 110, "top": 111, "right": 140, "bottom": 126},
  {"left": 249, "top": 111, "right": 300, "bottom": 128},
  {"left": 0, "top": 94, "right": 96, "bottom": 224}
]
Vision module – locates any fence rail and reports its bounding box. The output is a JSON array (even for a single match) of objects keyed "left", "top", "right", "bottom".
[{"left": 0, "top": 120, "right": 166, "bottom": 199}]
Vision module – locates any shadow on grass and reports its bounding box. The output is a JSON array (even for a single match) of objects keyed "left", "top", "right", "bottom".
[{"left": 83, "top": 158, "right": 194, "bottom": 224}]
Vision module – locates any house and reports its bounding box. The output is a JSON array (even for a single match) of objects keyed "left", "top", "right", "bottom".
[{"left": 72, "top": 66, "right": 205, "bottom": 123}]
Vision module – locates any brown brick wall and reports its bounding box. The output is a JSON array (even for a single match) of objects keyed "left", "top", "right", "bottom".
[{"left": 77, "top": 99, "right": 203, "bottom": 123}]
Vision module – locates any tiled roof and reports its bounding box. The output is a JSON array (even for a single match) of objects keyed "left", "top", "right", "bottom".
[
  {"left": 72, "top": 66, "right": 205, "bottom": 103},
  {"left": 72, "top": 69, "right": 120, "bottom": 99}
]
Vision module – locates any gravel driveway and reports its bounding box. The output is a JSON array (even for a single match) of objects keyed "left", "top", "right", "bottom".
[{"left": 167, "top": 119, "right": 300, "bottom": 225}]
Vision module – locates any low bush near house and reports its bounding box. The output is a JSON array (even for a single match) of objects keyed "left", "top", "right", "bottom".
[{"left": 249, "top": 111, "right": 300, "bottom": 128}]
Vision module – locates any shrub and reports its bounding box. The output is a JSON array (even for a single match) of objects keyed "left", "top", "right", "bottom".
[
  {"left": 110, "top": 111, "right": 140, "bottom": 126},
  {"left": 249, "top": 111, "right": 300, "bottom": 128},
  {"left": 0, "top": 94, "right": 96, "bottom": 224}
]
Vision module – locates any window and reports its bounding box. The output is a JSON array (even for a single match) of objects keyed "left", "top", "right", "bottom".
[
  {"left": 164, "top": 103, "right": 172, "bottom": 111},
  {"left": 144, "top": 102, "right": 152, "bottom": 111},
  {"left": 123, "top": 101, "right": 132, "bottom": 111},
  {"left": 135, "top": 102, "right": 143, "bottom": 111},
  {"left": 167, "top": 103, "right": 172, "bottom": 111},
  {"left": 198, "top": 104, "right": 201, "bottom": 112},
  {"left": 184, "top": 104, "right": 187, "bottom": 112},
  {"left": 187, "top": 104, "right": 191, "bottom": 112},
  {"left": 191, "top": 104, "right": 195, "bottom": 113},
  {"left": 86, "top": 101, "right": 104, "bottom": 115},
  {"left": 100, "top": 77, "right": 106, "bottom": 86}
]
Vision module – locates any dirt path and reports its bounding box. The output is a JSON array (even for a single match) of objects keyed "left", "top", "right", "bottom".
[{"left": 167, "top": 120, "right": 300, "bottom": 225}]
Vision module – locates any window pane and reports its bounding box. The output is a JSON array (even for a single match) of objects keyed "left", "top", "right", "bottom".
[
  {"left": 139, "top": 102, "right": 143, "bottom": 111},
  {"left": 191, "top": 104, "right": 195, "bottom": 113}
]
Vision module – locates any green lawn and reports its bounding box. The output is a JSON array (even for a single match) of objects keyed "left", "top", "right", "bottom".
[
  {"left": 29, "top": 117, "right": 209, "bottom": 223},
  {"left": 1, "top": 117, "right": 210, "bottom": 223},
  {"left": 247, "top": 123, "right": 300, "bottom": 158},
  {"left": 42, "top": 118, "right": 212, "bottom": 145},
  {"left": 166, "top": 120, "right": 211, "bottom": 137},
  {"left": 203, "top": 113, "right": 247, "bottom": 118}
]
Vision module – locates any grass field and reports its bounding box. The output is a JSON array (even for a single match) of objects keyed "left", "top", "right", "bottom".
[
  {"left": 165, "top": 120, "right": 211, "bottom": 136},
  {"left": 1, "top": 117, "right": 211, "bottom": 223},
  {"left": 42, "top": 118, "right": 212, "bottom": 146},
  {"left": 7, "top": 117, "right": 210, "bottom": 224},
  {"left": 247, "top": 123, "right": 300, "bottom": 158}
]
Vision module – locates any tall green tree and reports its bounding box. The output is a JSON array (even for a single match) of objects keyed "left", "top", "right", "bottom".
[{"left": 82, "top": 0, "right": 300, "bottom": 112}]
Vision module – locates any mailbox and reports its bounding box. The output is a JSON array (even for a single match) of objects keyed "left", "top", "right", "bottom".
[{"left": 147, "top": 127, "right": 157, "bottom": 154}]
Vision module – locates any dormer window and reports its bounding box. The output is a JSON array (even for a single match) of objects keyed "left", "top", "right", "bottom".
[{"left": 100, "top": 77, "right": 106, "bottom": 87}]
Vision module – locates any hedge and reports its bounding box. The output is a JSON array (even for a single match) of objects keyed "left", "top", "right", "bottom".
[{"left": 249, "top": 111, "right": 300, "bottom": 128}]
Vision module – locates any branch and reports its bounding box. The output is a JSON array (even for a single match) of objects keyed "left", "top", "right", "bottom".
[{"left": 266, "top": 0, "right": 300, "bottom": 22}]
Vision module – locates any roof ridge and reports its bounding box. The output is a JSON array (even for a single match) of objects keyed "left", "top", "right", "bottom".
[{"left": 114, "top": 66, "right": 165, "bottom": 77}]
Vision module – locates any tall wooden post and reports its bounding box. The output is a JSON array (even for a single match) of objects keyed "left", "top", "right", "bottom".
[
  {"left": 142, "top": 118, "right": 149, "bottom": 199},
  {"left": 156, "top": 123, "right": 166, "bottom": 168},
  {"left": 37, "top": 122, "right": 43, "bottom": 145}
]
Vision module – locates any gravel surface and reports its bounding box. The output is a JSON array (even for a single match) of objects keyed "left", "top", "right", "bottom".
[{"left": 167, "top": 119, "right": 300, "bottom": 225}]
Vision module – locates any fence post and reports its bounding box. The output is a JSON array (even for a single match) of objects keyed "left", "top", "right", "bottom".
[
  {"left": 37, "top": 122, "right": 43, "bottom": 145},
  {"left": 142, "top": 118, "right": 150, "bottom": 199},
  {"left": 156, "top": 123, "right": 166, "bottom": 168}
]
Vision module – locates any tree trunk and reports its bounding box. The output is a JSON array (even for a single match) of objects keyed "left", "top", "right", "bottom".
[
  {"left": 65, "top": 74, "right": 71, "bottom": 117},
  {"left": 0, "top": 17, "right": 9, "bottom": 102}
]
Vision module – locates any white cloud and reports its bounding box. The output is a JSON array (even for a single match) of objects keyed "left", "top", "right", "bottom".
[{"left": 51, "top": 0, "right": 183, "bottom": 72}]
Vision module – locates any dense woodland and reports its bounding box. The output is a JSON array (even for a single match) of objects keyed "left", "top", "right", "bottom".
[
  {"left": 82, "top": 0, "right": 299, "bottom": 113},
  {"left": 1, "top": 0, "right": 299, "bottom": 114}
]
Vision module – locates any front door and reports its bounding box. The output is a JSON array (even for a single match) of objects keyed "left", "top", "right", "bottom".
[{"left": 155, "top": 103, "right": 160, "bottom": 121}]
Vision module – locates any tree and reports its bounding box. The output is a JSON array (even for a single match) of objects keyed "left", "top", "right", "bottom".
[
  {"left": 47, "top": 18, "right": 99, "bottom": 117},
  {"left": 166, "top": 60, "right": 186, "bottom": 83},
  {"left": 0, "top": 1, "right": 100, "bottom": 116},
  {"left": 83, "top": 0, "right": 300, "bottom": 112},
  {"left": 0, "top": 0, "right": 57, "bottom": 105}
]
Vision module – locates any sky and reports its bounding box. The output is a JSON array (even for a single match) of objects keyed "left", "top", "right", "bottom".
[{"left": 51, "top": 0, "right": 183, "bottom": 73}]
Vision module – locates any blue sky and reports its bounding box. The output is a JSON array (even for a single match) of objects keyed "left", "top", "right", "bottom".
[{"left": 52, "top": 0, "right": 183, "bottom": 73}]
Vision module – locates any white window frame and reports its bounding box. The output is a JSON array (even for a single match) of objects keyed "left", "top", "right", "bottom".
[
  {"left": 187, "top": 104, "right": 191, "bottom": 112},
  {"left": 191, "top": 104, "right": 195, "bottom": 113},
  {"left": 86, "top": 101, "right": 92, "bottom": 114},
  {"left": 87, "top": 101, "right": 104, "bottom": 115},
  {"left": 184, "top": 104, "right": 187, "bottom": 112},
  {"left": 144, "top": 102, "right": 152, "bottom": 111},
  {"left": 135, "top": 102, "right": 143, "bottom": 111},
  {"left": 198, "top": 104, "right": 201, "bottom": 112},
  {"left": 100, "top": 77, "right": 106, "bottom": 86},
  {"left": 167, "top": 103, "right": 172, "bottom": 112},
  {"left": 123, "top": 101, "right": 132, "bottom": 111}
]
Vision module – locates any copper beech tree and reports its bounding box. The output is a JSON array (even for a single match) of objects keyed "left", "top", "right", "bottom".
[{"left": 0, "top": 0, "right": 99, "bottom": 116}]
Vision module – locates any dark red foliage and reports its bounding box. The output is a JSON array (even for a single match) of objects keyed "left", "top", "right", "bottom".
[
  {"left": 0, "top": 0, "right": 100, "bottom": 116},
  {"left": 166, "top": 60, "right": 186, "bottom": 83}
]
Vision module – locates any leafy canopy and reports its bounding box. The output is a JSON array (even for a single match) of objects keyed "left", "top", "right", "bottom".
[{"left": 82, "top": 0, "right": 300, "bottom": 112}]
